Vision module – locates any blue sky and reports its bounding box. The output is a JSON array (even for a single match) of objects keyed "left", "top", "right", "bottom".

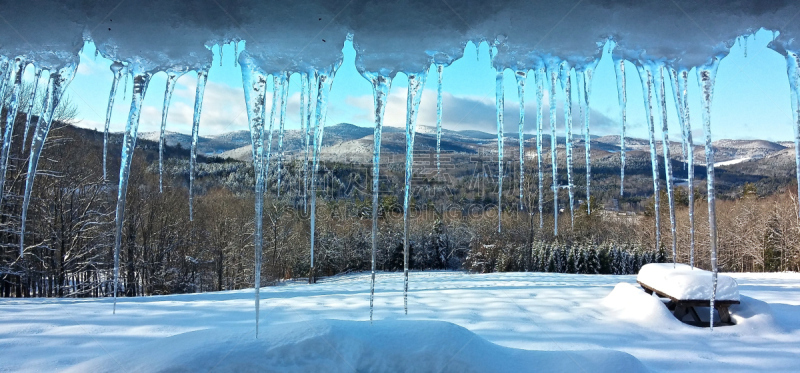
[{"left": 38, "top": 28, "right": 794, "bottom": 142}]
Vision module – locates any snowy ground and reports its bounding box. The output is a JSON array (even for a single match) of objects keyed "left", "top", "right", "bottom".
[{"left": 1, "top": 271, "right": 799, "bottom": 372}]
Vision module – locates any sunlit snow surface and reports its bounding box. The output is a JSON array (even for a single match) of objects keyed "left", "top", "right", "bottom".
[{"left": 1, "top": 271, "right": 799, "bottom": 372}]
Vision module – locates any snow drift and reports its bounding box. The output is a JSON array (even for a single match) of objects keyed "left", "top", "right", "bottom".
[{"left": 64, "top": 319, "right": 648, "bottom": 373}]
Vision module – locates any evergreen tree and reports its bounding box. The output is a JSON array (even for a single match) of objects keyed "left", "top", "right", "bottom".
[{"left": 586, "top": 247, "right": 601, "bottom": 274}]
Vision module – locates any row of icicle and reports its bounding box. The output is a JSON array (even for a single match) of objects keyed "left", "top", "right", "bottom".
[{"left": 1, "top": 40, "right": 799, "bottom": 334}]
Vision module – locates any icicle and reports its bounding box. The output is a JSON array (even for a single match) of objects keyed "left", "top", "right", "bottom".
[
  {"left": 548, "top": 63, "right": 559, "bottom": 235},
  {"left": 361, "top": 71, "right": 392, "bottom": 322},
  {"left": 613, "top": 58, "right": 628, "bottom": 196},
  {"left": 300, "top": 73, "right": 308, "bottom": 210},
  {"left": 112, "top": 69, "right": 151, "bottom": 314},
  {"left": 744, "top": 36, "right": 748, "bottom": 58},
  {"left": 219, "top": 44, "right": 224, "bottom": 67},
  {"left": 581, "top": 66, "right": 596, "bottom": 214},
  {"left": 654, "top": 64, "right": 677, "bottom": 265},
  {"left": 103, "top": 62, "right": 124, "bottom": 182},
  {"left": 560, "top": 62, "right": 575, "bottom": 228},
  {"left": 495, "top": 69, "right": 504, "bottom": 232},
  {"left": 670, "top": 67, "right": 696, "bottom": 268},
  {"left": 403, "top": 70, "right": 428, "bottom": 314},
  {"left": 0, "top": 58, "right": 25, "bottom": 205},
  {"left": 697, "top": 58, "right": 721, "bottom": 331},
  {"left": 309, "top": 63, "right": 341, "bottom": 284},
  {"left": 303, "top": 73, "right": 318, "bottom": 214},
  {"left": 265, "top": 75, "right": 279, "bottom": 183},
  {"left": 188, "top": 70, "right": 208, "bottom": 222},
  {"left": 516, "top": 70, "right": 526, "bottom": 211},
  {"left": 0, "top": 59, "right": 10, "bottom": 104},
  {"left": 22, "top": 68, "right": 42, "bottom": 152},
  {"left": 239, "top": 52, "right": 268, "bottom": 336},
  {"left": 234, "top": 42, "right": 239, "bottom": 68},
  {"left": 535, "top": 66, "right": 545, "bottom": 229},
  {"left": 158, "top": 72, "right": 178, "bottom": 193},
  {"left": 436, "top": 64, "right": 443, "bottom": 174},
  {"left": 276, "top": 73, "right": 289, "bottom": 197},
  {"left": 637, "top": 63, "right": 661, "bottom": 255},
  {"left": 787, "top": 52, "right": 800, "bottom": 220},
  {"left": 121, "top": 69, "right": 129, "bottom": 101},
  {"left": 19, "top": 63, "right": 78, "bottom": 257}
]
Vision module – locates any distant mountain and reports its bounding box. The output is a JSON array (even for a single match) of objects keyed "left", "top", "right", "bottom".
[{"left": 143, "top": 124, "right": 795, "bottom": 171}]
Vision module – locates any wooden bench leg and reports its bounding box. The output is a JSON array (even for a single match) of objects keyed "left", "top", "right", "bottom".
[
  {"left": 717, "top": 305, "right": 733, "bottom": 324},
  {"left": 673, "top": 305, "right": 687, "bottom": 321},
  {"left": 688, "top": 306, "right": 702, "bottom": 323}
]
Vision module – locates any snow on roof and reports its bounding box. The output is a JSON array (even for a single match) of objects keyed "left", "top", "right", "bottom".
[
  {"left": 1, "top": 1, "right": 799, "bottom": 72},
  {"left": 637, "top": 263, "right": 740, "bottom": 302}
]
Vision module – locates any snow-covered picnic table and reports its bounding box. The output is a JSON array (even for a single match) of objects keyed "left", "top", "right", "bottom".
[{"left": 637, "top": 263, "right": 740, "bottom": 325}]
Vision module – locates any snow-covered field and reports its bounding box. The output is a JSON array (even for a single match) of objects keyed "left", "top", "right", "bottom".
[{"left": 1, "top": 271, "right": 799, "bottom": 372}]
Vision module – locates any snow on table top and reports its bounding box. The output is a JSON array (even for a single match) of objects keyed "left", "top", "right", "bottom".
[{"left": 637, "top": 263, "right": 740, "bottom": 301}]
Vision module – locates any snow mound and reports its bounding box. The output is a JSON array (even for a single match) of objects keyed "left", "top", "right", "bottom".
[
  {"left": 637, "top": 264, "right": 740, "bottom": 301},
  {"left": 602, "top": 283, "right": 685, "bottom": 330},
  {"left": 64, "top": 319, "right": 648, "bottom": 373},
  {"left": 728, "top": 295, "right": 785, "bottom": 334}
]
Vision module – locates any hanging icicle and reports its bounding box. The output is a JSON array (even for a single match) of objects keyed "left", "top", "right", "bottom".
[
  {"left": 189, "top": 70, "right": 208, "bottom": 222},
  {"left": 159, "top": 72, "right": 179, "bottom": 193},
  {"left": 20, "top": 62, "right": 78, "bottom": 257},
  {"left": 403, "top": 70, "right": 428, "bottom": 314},
  {"left": 614, "top": 57, "right": 628, "bottom": 196},
  {"left": 361, "top": 71, "right": 392, "bottom": 322},
  {"left": 535, "top": 65, "right": 545, "bottom": 229},
  {"left": 637, "top": 62, "right": 661, "bottom": 255},
  {"left": 22, "top": 68, "right": 42, "bottom": 152},
  {"left": 309, "top": 62, "right": 342, "bottom": 285},
  {"left": 697, "top": 58, "right": 721, "bottom": 330},
  {"left": 276, "top": 72, "right": 290, "bottom": 197},
  {"left": 580, "top": 65, "right": 596, "bottom": 214},
  {"left": 103, "top": 62, "right": 124, "bottom": 182},
  {"left": 304, "top": 72, "right": 318, "bottom": 214},
  {"left": 436, "top": 64, "right": 444, "bottom": 174},
  {"left": 0, "top": 58, "right": 25, "bottom": 206},
  {"left": 516, "top": 70, "right": 526, "bottom": 211},
  {"left": 548, "top": 62, "right": 559, "bottom": 236},
  {"left": 654, "top": 64, "right": 677, "bottom": 266},
  {"left": 112, "top": 68, "right": 152, "bottom": 313},
  {"left": 239, "top": 52, "right": 269, "bottom": 336},
  {"left": 787, "top": 52, "right": 800, "bottom": 220},
  {"left": 560, "top": 62, "right": 575, "bottom": 228},
  {"left": 670, "top": 67, "right": 696, "bottom": 268},
  {"left": 495, "top": 69, "right": 504, "bottom": 232}
]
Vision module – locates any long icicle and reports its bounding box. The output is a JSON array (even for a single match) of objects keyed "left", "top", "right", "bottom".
[
  {"left": 535, "top": 66, "right": 545, "bottom": 228},
  {"left": 436, "top": 64, "right": 444, "bottom": 174},
  {"left": 158, "top": 72, "right": 178, "bottom": 193},
  {"left": 103, "top": 62, "right": 124, "bottom": 182},
  {"left": 265, "top": 75, "right": 280, "bottom": 186},
  {"left": 655, "top": 64, "right": 677, "bottom": 266},
  {"left": 670, "top": 67, "right": 696, "bottom": 268},
  {"left": 188, "top": 70, "right": 208, "bottom": 222},
  {"left": 20, "top": 63, "right": 78, "bottom": 257},
  {"left": 697, "top": 58, "right": 721, "bottom": 331},
  {"left": 366, "top": 72, "right": 392, "bottom": 322},
  {"left": 303, "top": 73, "right": 318, "bottom": 214},
  {"left": 403, "top": 70, "right": 428, "bottom": 314},
  {"left": 495, "top": 69, "right": 504, "bottom": 232},
  {"left": 22, "top": 68, "right": 42, "bottom": 152},
  {"left": 580, "top": 66, "right": 596, "bottom": 214},
  {"left": 560, "top": 62, "right": 575, "bottom": 228},
  {"left": 614, "top": 57, "right": 628, "bottom": 196},
  {"left": 0, "top": 58, "right": 25, "bottom": 206},
  {"left": 276, "top": 73, "right": 289, "bottom": 197},
  {"left": 310, "top": 63, "right": 341, "bottom": 284},
  {"left": 787, "top": 52, "right": 800, "bottom": 220},
  {"left": 113, "top": 68, "right": 152, "bottom": 313},
  {"left": 637, "top": 63, "right": 661, "bottom": 255},
  {"left": 300, "top": 73, "right": 307, "bottom": 209},
  {"left": 548, "top": 62, "right": 559, "bottom": 236},
  {"left": 239, "top": 52, "right": 268, "bottom": 336},
  {"left": 516, "top": 70, "right": 526, "bottom": 211}
]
